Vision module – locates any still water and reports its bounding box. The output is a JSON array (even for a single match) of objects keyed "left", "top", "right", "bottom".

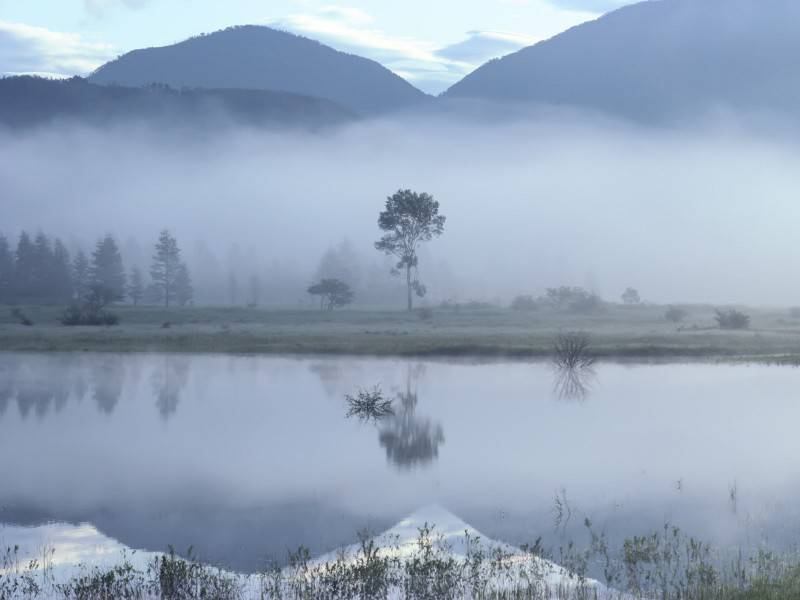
[{"left": 1, "top": 353, "right": 799, "bottom": 572}]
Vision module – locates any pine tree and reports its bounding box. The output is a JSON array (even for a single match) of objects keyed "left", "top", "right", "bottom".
[
  {"left": 14, "top": 231, "right": 36, "bottom": 301},
  {"left": 0, "top": 234, "right": 14, "bottom": 303},
  {"left": 91, "top": 235, "right": 126, "bottom": 303},
  {"left": 32, "top": 232, "right": 53, "bottom": 300},
  {"left": 128, "top": 267, "right": 144, "bottom": 306},
  {"left": 51, "top": 239, "right": 73, "bottom": 302},
  {"left": 150, "top": 230, "right": 181, "bottom": 308},
  {"left": 228, "top": 271, "right": 240, "bottom": 306},
  {"left": 72, "top": 250, "right": 90, "bottom": 300},
  {"left": 175, "top": 263, "right": 194, "bottom": 307}
]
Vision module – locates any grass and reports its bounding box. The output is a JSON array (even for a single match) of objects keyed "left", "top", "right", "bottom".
[
  {"left": 3, "top": 522, "right": 800, "bottom": 599},
  {"left": 2, "top": 303, "right": 800, "bottom": 361}
]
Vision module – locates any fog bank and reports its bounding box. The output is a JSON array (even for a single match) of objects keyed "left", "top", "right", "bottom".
[{"left": 2, "top": 113, "right": 800, "bottom": 306}]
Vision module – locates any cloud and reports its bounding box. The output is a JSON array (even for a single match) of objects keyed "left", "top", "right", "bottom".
[
  {"left": 273, "top": 7, "right": 537, "bottom": 94},
  {"left": 0, "top": 20, "right": 115, "bottom": 77},
  {"left": 541, "top": 0, "right": 633, "bottom": 13},
  {"left": 84, "top": 0, "right": 150, "bottom": 15},
  {"left": 437, "top": 31, "right": 537, "bottom": 63}
]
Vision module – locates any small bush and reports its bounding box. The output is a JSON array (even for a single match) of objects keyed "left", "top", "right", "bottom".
[
  {"left": 10, "top": 308, "right": 33, "bottom": 326},
  {"left": 553, "top": 331, "right": 595, "bottom": 370},
  {"left": 417, "top": 307, "right": 434, "bottom": 321},
  {"left": 621, "top": 287, "right": 641, "bottom": 305},
  {"left": 61, "top": 285, "right": 120, "bottom": 327},
  {"left": 510, "top": 295, "right": 538, "bottom": 311},
  {"left": 665, "top": 306, "right": 688, "bottom": 323},
  {"left": 715, "top": 308, "right": 750, "bottom": 330},
  {"left": 545, "top": 286, "right": 603, "bottom": 313},
  {"left": 345, "top": 388, "right": 394, "bottom": 423}
]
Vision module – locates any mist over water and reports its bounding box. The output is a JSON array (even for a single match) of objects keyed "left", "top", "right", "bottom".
[{"left": 3, "top": 112, "right": 800, "bottom": 306}]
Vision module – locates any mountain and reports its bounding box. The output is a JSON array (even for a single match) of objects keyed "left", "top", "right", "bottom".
[
  {"left": 89, "top": 25, "right": 429, "bottom": 115},
  {"left": 0, "top": 76, "right": 355, "bottom": 130},
  {"left": 443, "top": 0, "right": 800, "bottom": 123}
]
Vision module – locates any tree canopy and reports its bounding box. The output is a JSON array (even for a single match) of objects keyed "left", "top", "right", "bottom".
[
  {"left": 307, "top": 278, "right": 354, "bottom": 311},
  {"left": 375, "top": 189, "right": 445, "bottom": 311}
]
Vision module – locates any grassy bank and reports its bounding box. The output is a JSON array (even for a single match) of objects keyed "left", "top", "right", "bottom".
[
  {"left": 3, "top": 524, "right": 800, "bottom": 600},
  {"left": 3, "top": 303, "right": 800, "bottom": 360}
]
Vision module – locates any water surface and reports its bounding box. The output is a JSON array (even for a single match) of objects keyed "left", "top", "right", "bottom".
[{"left": 1, "top": 353, "right": 799, "bottom": 572}]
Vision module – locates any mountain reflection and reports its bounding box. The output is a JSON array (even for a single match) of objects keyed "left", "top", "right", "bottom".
[{"left": 377, "top": 365, "right": 445, "bottom": 470}]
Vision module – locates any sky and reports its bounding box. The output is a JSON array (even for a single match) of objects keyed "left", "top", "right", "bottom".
[{"left": 0, "top": 0, "right": 635, "bottom": 93}]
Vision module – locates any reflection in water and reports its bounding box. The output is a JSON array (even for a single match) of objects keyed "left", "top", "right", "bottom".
[
  {"left": 5, "top": 354, "right": 800, "bottom": 574},
  {"left": 151, "top": 356, "right": 191, "bottom": 419},
  {"left": 553, "top": 365, "right": 596, "bottom": 402},
  {"left": 378, "top": 365, "right": 445, "bottom": 470},
  {"left": 93, "top": 356, "right": 125, "bottom": 414}
]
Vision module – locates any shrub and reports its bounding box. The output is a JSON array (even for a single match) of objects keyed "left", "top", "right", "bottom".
[
  {"left": 10, "top": 308, "right": 33, "bottom": 326},
  {"left": 665, "top": 306, "right": 688, "bottom": 323},
  {"left": 510, "top": 295, "right": 538, "bottom": 311},
  {"left": 545, "top": 286, "right": 603, "bottom": 313},
  {"left": 61, "top": 285, "right": 120, "bottom": 327},
  {"left": 345, "top": 387, "right": 394, "bottom": 423},
  {"left": 417, "top": 307, "right": 434, "bottom": 321},
  {"left": 621, "top": 287, "right": 641, "bottom": 305},
  {"left": 553, "top": 331, "right": 595, "bottom": 370},
  {"left": 715, "top": 308, "right": 750, "bottom": 330}
]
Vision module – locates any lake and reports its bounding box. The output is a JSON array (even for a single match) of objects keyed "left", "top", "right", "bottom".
[{"left": 1, "top": 353, "right": 799, "bottom": 574}]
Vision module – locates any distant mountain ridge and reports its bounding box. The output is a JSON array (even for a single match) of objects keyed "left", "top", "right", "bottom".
[
  {"left": 443, "top": 0, "right": 800, "bottom": 122},
  {"left": 0, "top": 76, "right": 355, "bottom": 130},
  {"left": 89, "top": 25, "right": 430, "bottom": 115}
]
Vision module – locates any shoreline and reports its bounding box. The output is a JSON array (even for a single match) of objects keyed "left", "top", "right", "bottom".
[{"left": 3, "top": 304, "right": 800, "bottom": 362}]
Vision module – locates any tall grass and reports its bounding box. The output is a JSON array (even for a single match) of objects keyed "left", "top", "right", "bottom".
[{"left": 3, "top": 521, "right": 800, "bottom": 599}]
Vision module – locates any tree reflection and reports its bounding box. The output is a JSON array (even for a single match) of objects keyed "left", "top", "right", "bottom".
[
  {"left": 376, "top": 365, "right": 445, "bottom": 470},
  {"left": 552, "top": 365, "right": 596, "bottom": 402},
  {"left": 151, "top": 356, "right": 191, "bottom": 419},
  {"left": 93, "top": 356, "right": 125, "bottom": 414}
]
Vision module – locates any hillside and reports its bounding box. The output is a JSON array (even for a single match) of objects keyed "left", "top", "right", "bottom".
[
  {"left": 0, "top": 76, "right": 355, "bottom": 130},
  {"left": 443, "top": 0, "right": 800, "bottom": 122},
  {"left": 90, "top": 25, "right": 429, "bottom": 115}
]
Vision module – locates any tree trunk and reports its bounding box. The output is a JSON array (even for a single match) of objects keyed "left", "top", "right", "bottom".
[{"left": 406, "top": 264, "right": 412, "bottom": 311}]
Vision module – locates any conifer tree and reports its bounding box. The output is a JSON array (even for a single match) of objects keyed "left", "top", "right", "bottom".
[
  {"left": 91, "top": 235, "right": 126, "bottom": 303},
  {"left": 150, "top": 230, "right": 181, "bottom": 307},
  {"left": 128, "top": 267, "right": 144, "bottom": 306}
]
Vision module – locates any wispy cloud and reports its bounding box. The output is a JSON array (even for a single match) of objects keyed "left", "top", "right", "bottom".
[
  {"left": 0, "top": 20, "right": 115, "bottom": 78},
  {"left": 541, "top": 0, "right": 632, "bottom": 13},
  {"left": 84, "top": 0, "right": 150, "bottom": 16},
  {"left": 273, "top": 6, "right": 537, "bottom": 94},
  {"left": 437, "top": 30, "right": 537, "bottom": 63}
]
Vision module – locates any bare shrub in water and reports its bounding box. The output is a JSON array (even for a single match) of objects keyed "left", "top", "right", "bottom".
[
  {"left": 345, "top": 387, "right": 395, "bottom": 423},
  {"left": 553, "top": 331, "right": 596, "bottom": 370}
]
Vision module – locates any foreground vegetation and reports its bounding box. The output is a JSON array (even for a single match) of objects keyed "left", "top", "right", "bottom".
[
  {"left": 3, "top": 521, "right": 800, "bottom": 600},
  {"left": 2, "top": 303, "right": 800, "bottom": 361}
]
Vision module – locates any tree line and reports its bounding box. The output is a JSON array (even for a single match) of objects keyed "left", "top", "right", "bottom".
[
  {"left": 2, "top": 189, "right": 448, "bottom": 313},
  {"left": 0, "top": 229, "right": 193, "bottom": 308}
]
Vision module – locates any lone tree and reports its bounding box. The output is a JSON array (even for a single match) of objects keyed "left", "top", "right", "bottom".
[
  {"left": 128, "top": 267, "right": 144, "bottom": 306},
  {"left": 375, "top": 189, "right": 445, "bottom": 311},
  {"left": 621, "top": 287, "right": 641, "bottom": 305},
  {"left": 150, "top": 230, "right": 181, "bottom": 307},
  {"left": 307, "top": 278, "right": 354, "bottom": 311}
]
